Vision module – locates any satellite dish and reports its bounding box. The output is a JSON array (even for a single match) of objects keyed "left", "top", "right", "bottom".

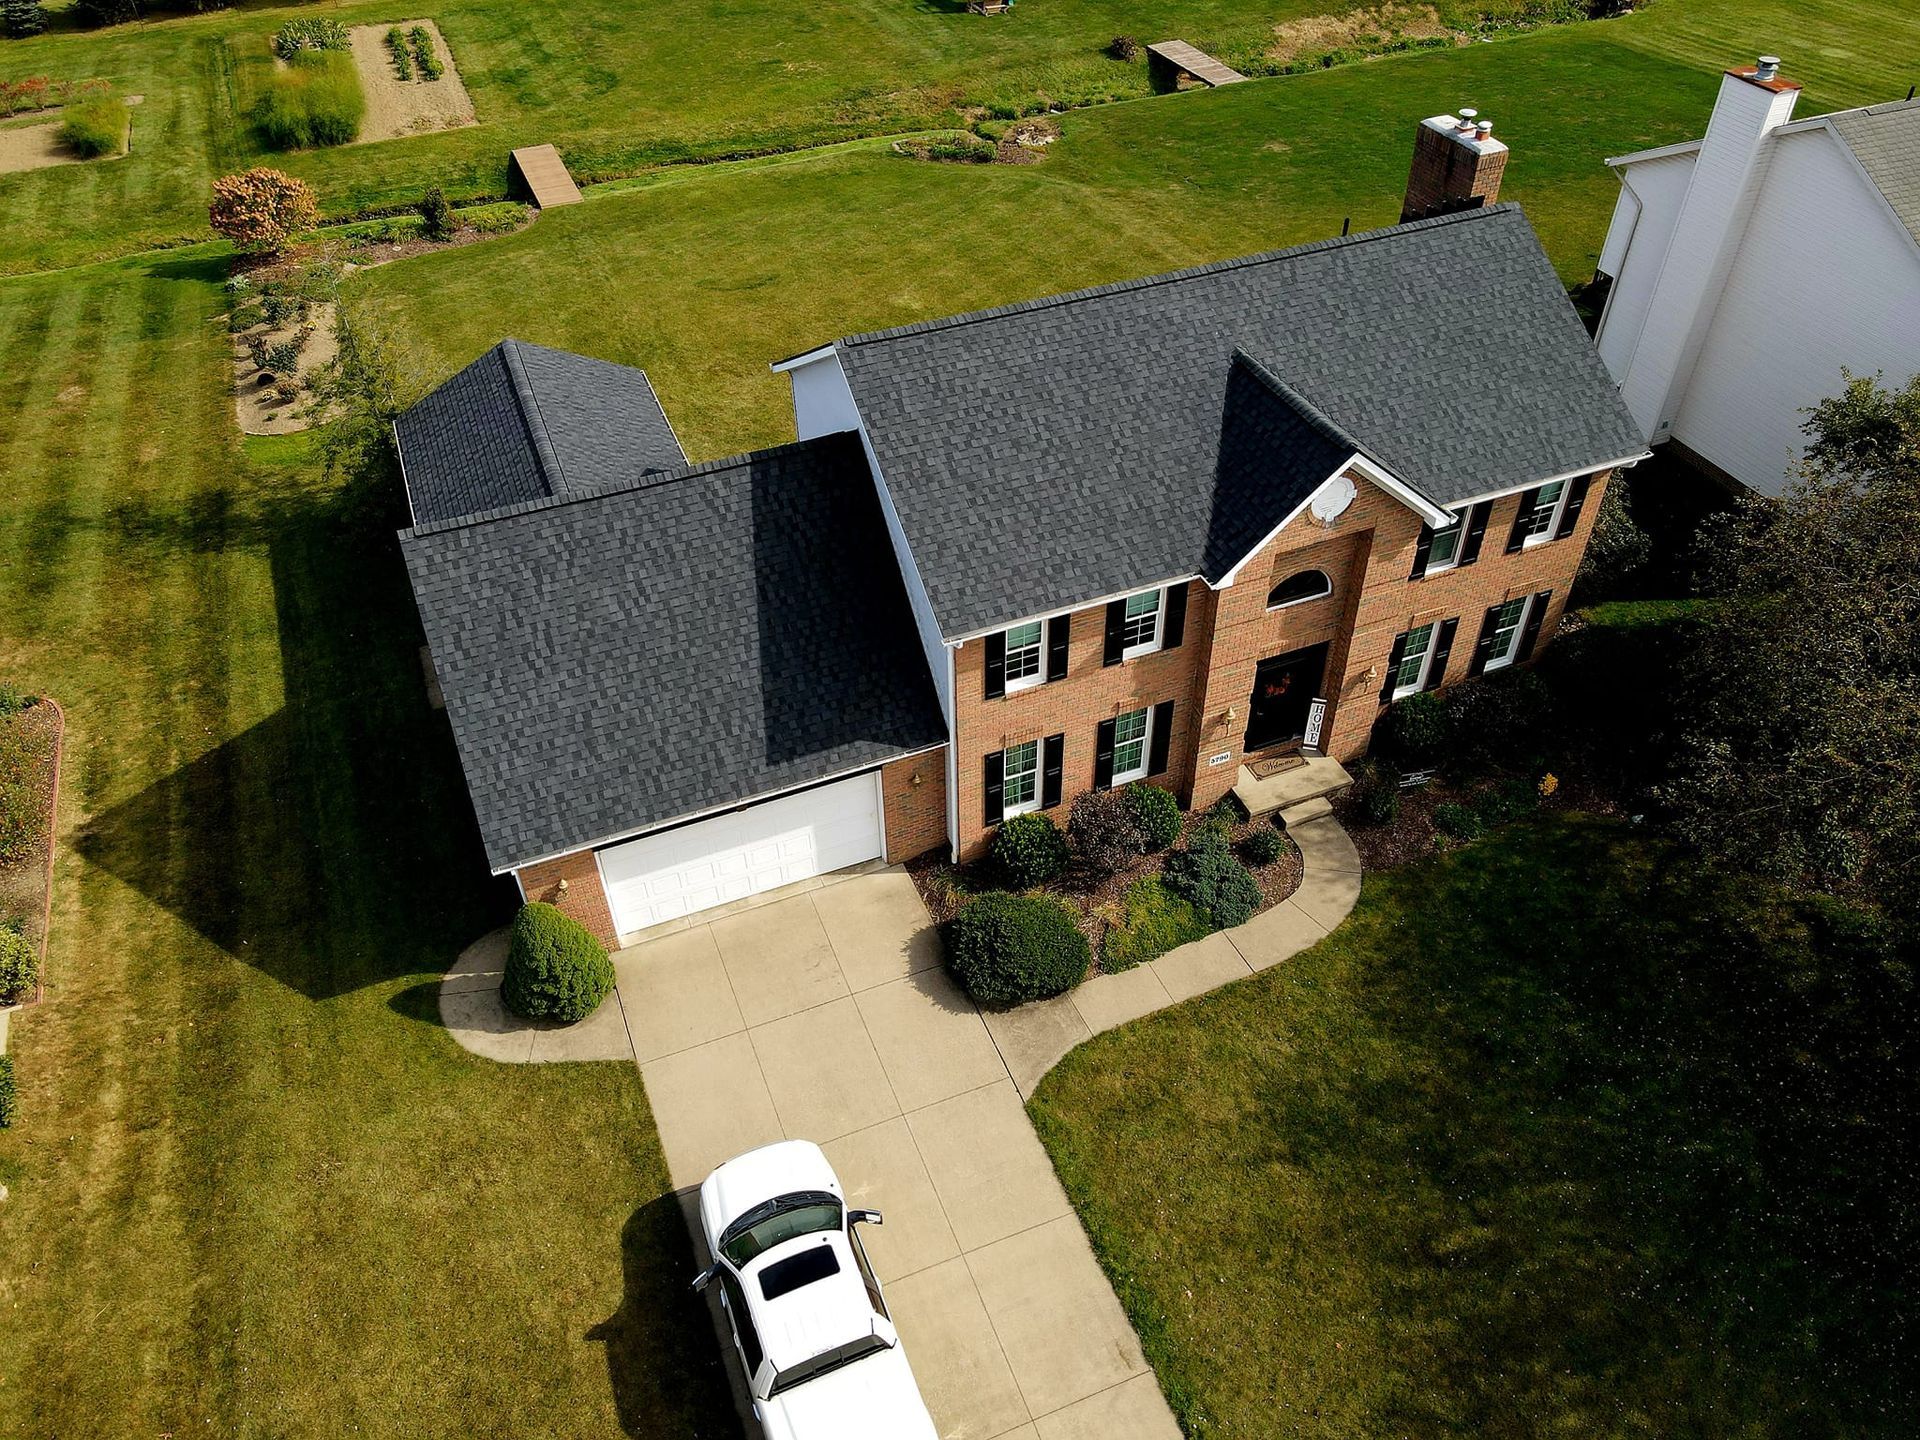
[{"left": 1309, "top": 475, "right": 1356, "bottom": 525}]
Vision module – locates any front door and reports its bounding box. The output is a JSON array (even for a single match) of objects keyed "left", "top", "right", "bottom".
[{"left": 1243, "top": 643, "right": 1329, "bottom": 753}]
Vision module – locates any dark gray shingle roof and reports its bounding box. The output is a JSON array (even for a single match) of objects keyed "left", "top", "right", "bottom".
[
  {"left": 400, "top": 433, "right": 947, "bottom": 872},
  {"left": 834, "top": 205, "right": 1646, "bottom": 638},
  {"left": 1826, "top": 97, "right": 1920, "bottom": 247},
  {"left": 394, "top": 339, "right": 685, "bottom": 525}
]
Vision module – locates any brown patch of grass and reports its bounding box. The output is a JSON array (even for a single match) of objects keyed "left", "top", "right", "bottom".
[{"left": 1269, "top": 2, "right": 1450, "bottom": 64}]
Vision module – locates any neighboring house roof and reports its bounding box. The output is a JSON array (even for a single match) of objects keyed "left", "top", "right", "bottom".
[
  {"left": 1822, "top": 97, "right": 1920, "bottom": 246},
  {"left": 394, "top": 338, "right": 685, "bottom": 525},
  {"left": 400, "top": 432, "right": 947, "bottom": 873},
  {"left": 831, "top": 205, "right": 1645, "bottom": 640}
]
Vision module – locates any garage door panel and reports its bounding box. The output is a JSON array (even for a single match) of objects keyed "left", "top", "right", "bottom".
[{"left": 601, "top": 772, "right": 886, "bottom": 935}]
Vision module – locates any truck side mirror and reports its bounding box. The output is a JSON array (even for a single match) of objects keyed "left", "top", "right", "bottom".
[
  {"left": 848, "top": 1209, "right": 884, "bottom": 1227},
  {"left": 691, "top": 1262, "right": 721, "bottom": 1292}
]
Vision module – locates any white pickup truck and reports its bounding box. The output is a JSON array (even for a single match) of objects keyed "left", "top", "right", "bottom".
[{"left": 694, "top": 1140, "right": 940, "bottom": 1440}]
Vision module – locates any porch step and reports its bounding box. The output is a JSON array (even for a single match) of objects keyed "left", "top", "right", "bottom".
[
  {"left": 1276, "top": 795, "right": 1333, "bottom": 828},
  {"left": 1232, "top": 754, "right": 1353, "bottom": 819}
]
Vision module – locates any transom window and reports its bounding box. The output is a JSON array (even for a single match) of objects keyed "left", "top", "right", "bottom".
[
  {"left": 1112, "top": 707, "right": 1151, "bottom": 783},
  {"left": 1424, "top": 508, "right": 1467, "bottom": 573},
  {"left": 1121, "top": 589, "right": 1163, "bottom": 657},
  {"left": 1001, "top": 739, "right": 1040, "bottom": 816},
  {"left": 1392, "top": 623, "right": 1436, "bottom": 698},
  {"left": 1004, "top": 621, "right": 1044, "bottom": 692},
  {"left": 1267, "top": 569, "right": 1332, "bottom": 609},
  {"left": 1519, "top": 481, "right": 1567, "bottom": 547},
  {"left": 1484, "top": 596, "right": 1529, "bottom": 670}
]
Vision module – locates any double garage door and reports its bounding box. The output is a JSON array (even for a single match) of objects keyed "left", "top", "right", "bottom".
[{"left": 599, "top": 771, "right": 885, "bottom": 936}]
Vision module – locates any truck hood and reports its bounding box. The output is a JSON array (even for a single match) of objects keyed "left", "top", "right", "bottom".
[{"left": 760, "top": 1344, "right": 939, "bottom": 1440}]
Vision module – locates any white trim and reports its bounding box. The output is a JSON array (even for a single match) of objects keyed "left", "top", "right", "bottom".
[
  {"left": 1213, "top": 453, "right": 1449, "bottom": 589},
  {"left": 491, "top": 744, "right": 946, "bottom": 875},
  {"left": 1110, "top": 705, "right": 1152, "bottom": 785},
  {"left": 999, "top": 738, "right": 1042, "bottom": 819},
  {"left": 1803, "top": 120, "right": 1920, "bottom": 263},
  {"left": 511, "top": 870, "right": 527, "bottom": 902},
  {"left": 945, "top": 645, "right": 959, "bottom": 861},
  {"left": 393, "top": 422, "right": 420, "bottom": 526},
  {"left": 769, "top": 343, "right": 838, "bottom": 374},
  {"left": 1118, "top": 588, "right": 1165, "bottom": 661},
  {"left": 591, "top": 848, "right": 612, "bottom": 913},
  {"left": 874, "top": 767, "right": 890, "bottom": 859},
  {"left": 1388, "top": 621, "right": 1440, "bottom": 700},
  {"left": 1481, "top": 594, "right": 1533, "bottom": 673},
  {"left": 1001, "top": 619, "right": 1047, "bottom": 693},
  {"left": 1518, "top": 478, "right": 1572, "bottom": 550},
  {"left": 1265, "top": 567, "right": 1333, "bottom": 610},
  {"left": 1606, "top": 138, "right": 1705, "bottom": 169},
  {"left": 950, "top": 573, "right": 1197, "bottom": 646},
  {"left": 1418, "top": 508, "right": 1468, "bottom": 577}
]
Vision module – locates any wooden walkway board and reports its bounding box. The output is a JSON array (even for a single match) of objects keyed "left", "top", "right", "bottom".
[
  {"left": 1146, "top": 40, "right": 1248, "bottom": 88},
  {"left": 509, "top": 144, "right": 583, "bottom": 209}
]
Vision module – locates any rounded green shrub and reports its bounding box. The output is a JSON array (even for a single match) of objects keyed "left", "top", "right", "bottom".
[
  {"left": 1163, "top": 827, "right": 1261, "bottom": 929},
  {"left": 1067, "top": 788, "right": 1139, "bottom": 877},
  {"left": 502, "top": 902, "right": 614, "bottom": 1023},
  {"left": 1242, "top": 825, "right": 1286, "bottom": 867},
  {"left": 0, "top": 1054, "right": 14, "bottom": 1129},
  {"left": 1432, "top": 802, "right": 1486, "bottom": 840},
  {"left": 58, "top": 96, "right": 127, "bottom": 159},
  {"left": 1380, "top": 690, "right": 1449, "bottom": 766},
  {"left": 1348, "top": 757, "right": 1401, "bottom": 826},
  {"left": 1125, "top": 782, "right": 1182, "bottom": 852},
  {"left": 0, "top": 926, "right": 38, "bottom": 1007},
  {"left": 945, "top": 892, "right": 1089, "bottom": 1005},
  {"left": 991, "top": 811, "right": 1068, "bottom": 889}
]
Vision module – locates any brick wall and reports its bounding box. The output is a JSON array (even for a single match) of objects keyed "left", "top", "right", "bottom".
[
  {"left": 1401, "top": 122, "right": 1508, "bottom": 221},
  {"left": 881, "top": 747, "right": 948, "bottom": 862},
  {"left": 516, "top": 849, "right": 617, "bottom": 948}
]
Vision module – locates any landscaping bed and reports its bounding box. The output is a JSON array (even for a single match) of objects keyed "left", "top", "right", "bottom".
[
  {"left": 348, "top": 19, "right": 475, "bottom": 142},
  {"left": 0, "top": 692, "right": 62, "bottom": 987}
]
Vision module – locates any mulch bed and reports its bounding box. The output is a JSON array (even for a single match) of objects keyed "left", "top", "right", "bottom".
[
  {"left": 909, "top": 802, "right": 1304, "bottom": 976},
  {"left": 1331, "top": 767, "right": 1613, "bottom": 872},
  {"left": 1, "top": 697, "right": 65, "bottom": 995}
]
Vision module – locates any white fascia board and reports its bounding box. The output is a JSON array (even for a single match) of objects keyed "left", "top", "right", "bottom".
[
  {"left": 1805, "top": 121, "right": 1920, "bottom": 262},
  {"left": 946, "top": 573, "right": 1201, "bottom": 647},
  {"left": 1212, "top": 453, "right": 1449, "bottom": 589},
  {"left": 944, "top": 645, "right": 958, "bottom": 862},
  {"left": 491, "top": 744, "right": 948, "bottom": 875},
  {"left": 1606, "top": 138, "right": 1705, "bottom": 169},
  {"left": 1439, "top": 454, "right": 1653, "bottom": 512},
  {"left": 769, "top": 343, "right": 838, "bottom": 374}
]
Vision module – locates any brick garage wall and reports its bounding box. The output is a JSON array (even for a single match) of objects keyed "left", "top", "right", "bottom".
[
  {"left": 951, "top": 581, "right": 1216, "bottom": 862},
  {"left": 516, "top": 849, "right": 617, "bottom": 948},
  {"left": 881, "top": 747, "right": 949, "bottom": 862}
]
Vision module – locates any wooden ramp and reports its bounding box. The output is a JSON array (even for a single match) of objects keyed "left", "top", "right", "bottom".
[
  {"left": 508, "top": 144, "right": 583, "bottom": 209},
  {"left": 1146, "top": 40, "right": 1247, "bottom": 89}
]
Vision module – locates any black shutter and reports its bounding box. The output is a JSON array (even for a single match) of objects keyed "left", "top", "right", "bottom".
[
  {"left": 1505, "top": 489, "right": 1538, "bottom": 554},
  {"left": 1102, "top": 600, "right": 1126, "bottom": 666},
  {"left": 1459, "top": 500, "right": 1492, "bottom": 566},
  {"left": 1045, "top": 615, "right": 1070, "bottom": 682},
  {"left": 984, "top": 631, "right": 1006, "bottom": 700},
  {"left": 1093, "top": 718, "right": 1117, "bottom": 789},
  {"left": 1041, "top": 733, "right": 1064, "bottom": 808},
  {"left": 1514, "top": 589, "right": 1552, "bottom": 663},
  {"left": 1553, "top": 474, "right": 1593, "bottom": 541},
  {"left": 983, "top": 750, "right": 1004, "bottom": 827},
  {"left": 1379, "top": 632, "right": 1408, "bottom": 703},
  {"left": 1148, "top": 701, "right": 1174, "bottom": 777},
  {"left": 1467, "top": 604, "right": 1502, "bottom": 676},
  {"left": 1423, "top": 618, "right": 1458, "bottom": 692},
  {"left": 1161, "top": 584, "right": 1188, "bottom": 650},
  {"left": 1408, "top": 524, "right": 1435, "bottom": 580}
]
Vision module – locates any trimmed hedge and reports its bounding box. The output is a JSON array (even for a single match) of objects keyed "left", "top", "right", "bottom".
[
  {"left": 502, "top": 902, "right": 614, "bottom": 1023},
  {"left": 991, "top": 811, "right": 1068, "bottom": 889},
  {"left": 946, "top": 892, "right": 1089, "bottom": 1005},
  {"left": 1163, "top": 826, "right": 1261, "bottom": 929},
  {"left": 1126, "top": 782, "right": 1182, "bottom": 852},
  {"left": 0, "top": 926, "right": 37, "bottom": 1007}
]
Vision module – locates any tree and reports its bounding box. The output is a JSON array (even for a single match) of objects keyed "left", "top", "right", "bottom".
[
  {"left": 302, "top": 297, "right": 423, "bottom": 497},
  {"left": 1662, "top": 370, "right": 1920, "bottom": 925},
  {"left": 1573, "top": 473, "right": 1652, "bottom": 603},
  {"left": 417, "top": 185, "right": 453, "bottom": 241},
  {"left": 73, "top": 0, "right": 141, "bottom": 25},
  {"left": 2, "top": 0, "right": 50, "bottom": 38},
  {"left": 208, "top": 168, "right": 318, "bottom": 255}
]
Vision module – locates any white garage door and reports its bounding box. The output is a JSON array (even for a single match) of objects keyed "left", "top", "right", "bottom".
[{"left": 599, "top": 771, "right": 885, "bottom": 935}]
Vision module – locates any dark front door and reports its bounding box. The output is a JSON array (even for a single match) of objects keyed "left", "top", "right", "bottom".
[{"left": 1243, "top": 643, "right": 1329, "bottom": 752}]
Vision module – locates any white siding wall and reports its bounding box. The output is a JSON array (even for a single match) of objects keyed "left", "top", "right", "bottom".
[
  {"left": 786, "top": 350, "right": 955, "bottom": 724},
  {"left": 1672, "top": 129, "right": 1920, "bottom": 496},
  {"left": 1595, "top": 152, "right": 1697, "bottom": 385}
]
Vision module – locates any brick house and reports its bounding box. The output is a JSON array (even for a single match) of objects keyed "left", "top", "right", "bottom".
[{"left": 397, "top": 120, "right": 1644, "bottom": 942}]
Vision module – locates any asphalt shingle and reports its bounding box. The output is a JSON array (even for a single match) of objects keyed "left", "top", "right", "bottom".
[
  {"left": 1826, "top": 97, "right": 1920, "bottom": 247},
  {"left": 833, "top": 205, "right": 1646, "bottom": 639}
]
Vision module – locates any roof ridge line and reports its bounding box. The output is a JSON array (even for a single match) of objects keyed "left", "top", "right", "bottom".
[
  {"left": 499, "top": 338, "right": 568, "bottom": 496},
  {"left": 398, "top": 432, "right": 854, "bottom": 540},
  {"left": 836, "top": 205, "right": 1518, "bottom": 351},
  {"left": 1229, "top": 348, "right": 1366, "bottom": 455}
]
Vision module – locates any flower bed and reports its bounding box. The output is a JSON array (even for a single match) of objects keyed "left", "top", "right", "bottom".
[{"left": 0, "top": 693, "right": 63, "bottom": 999}]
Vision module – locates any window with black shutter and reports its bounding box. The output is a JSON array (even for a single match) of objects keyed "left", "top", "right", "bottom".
[
  {"left": 1458, "top": 499, "right": 1492, "bottom": 566},
  {"left": 983, "top": 631, "right": 1006, "bottom": 700},
  {"left": 1378, "top": 633, "right": 1409, "bottom": 703},
  {"left": 1045, "top": 615, "right": 1070, "bottom": 682},
  {"left": 982, "top": 750, "right": 1004, "bottom": 827},
  {"left": 1161, "top": 584, "right": 1187, "bottom": 650},
  {"left": 1041, "top": 733, "right": 1064, "bottom": 808},
  {"left": 1423, "top": 617, "right": 1458, "bottom": 691},
  {"left": 1148, "top": 701, "right": 1174, "bottom": 776},
  {"left": 1102, "top": 601, "right": 1126, "bottom": 666},
  {"left": 1552, "top": 475, "right": 1593, "bottom": 540},
  {"left": 1513, "top": 589, "right": 1552, "bottom": 662},
  {"left": 1093, "top": 717, "right": 1117, "bottom": 788}
]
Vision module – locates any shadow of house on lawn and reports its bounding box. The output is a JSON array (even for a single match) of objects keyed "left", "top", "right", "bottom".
[
  {"left": 590, "top": 1191, "right": 744, "bottom": 1440},
  {"left": 73, "top": 468, "right": 512, "bottom": 1001}
]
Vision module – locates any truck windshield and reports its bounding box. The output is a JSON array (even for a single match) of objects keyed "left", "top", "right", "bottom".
[
  {"left": 720, "top": 1191, "right": 843, "bottom": 1268},
  {"left": 769, "top": 1334, "right": 891, "bottom": 1396}
]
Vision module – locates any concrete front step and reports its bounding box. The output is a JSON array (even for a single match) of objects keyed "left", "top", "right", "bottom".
[
  {"left": 1276, "top": 795, "right": 1333, "bottom": 828},
  {"left": 1232, "top": 753, "right": 1353, "bottom": 818}
]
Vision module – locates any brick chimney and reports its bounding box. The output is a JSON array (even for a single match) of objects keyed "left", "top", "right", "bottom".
[{"left": 1400, "top": 109, "right": 1509, "bottom": 222}]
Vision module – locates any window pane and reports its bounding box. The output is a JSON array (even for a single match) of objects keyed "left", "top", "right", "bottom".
[
  {"left": 1113, "top": 707, "right": 1149, "bottom": 777},
  {"left": 1007, "top": 621, "right": 1042, "bottom": 649},
  {"left": 1267, "top": 569, "right": 1332, "bottom": 607},
  {"left": 1003, "top": 740, "right": 1039, "bottom": 810},
  {"left": 1488, "top": 597, "right": 1527, "bottom": 661},
  {"left": 1121, "top": 590, "right": 1161, "bottom": 651},
  {"left": 1426, "top": 513, "right": 1463, "bottom": 568},
  {"left": 1522, "top": 482, "right": 1564, "bottom": 541},
  {"left": 1124, "top": 590, "right": 1160, "bottom": 618},
  {"left": 1394, "top": 624, "right": 1433, "bottom": 692}
]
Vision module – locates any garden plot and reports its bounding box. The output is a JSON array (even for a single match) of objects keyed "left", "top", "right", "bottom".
[
  {"left": 349, "top": 21, "right": 475, "bottom": 142},
  {"left": 0, "top": 94, "right": 141, "bottom": 176}
]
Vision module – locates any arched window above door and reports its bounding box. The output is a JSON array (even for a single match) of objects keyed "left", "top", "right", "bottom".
[{"left": 1267, "top": 569, "right": 1332, "bottom": 609}]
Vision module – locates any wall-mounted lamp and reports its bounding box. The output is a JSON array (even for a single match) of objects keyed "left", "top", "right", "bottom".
[
  {"left": 910, "top": 770, "right": 923, "bottom": 788},
  {"left": 556, "top": 876, "right": 570, "bottom": 895}
]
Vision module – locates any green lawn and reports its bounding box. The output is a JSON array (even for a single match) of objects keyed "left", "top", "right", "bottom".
[
  {"left": 0, "top": 251, "right": 733, "bottom": 1437},
  {"left": 4, "top": 0, "right": 1916, "bottom": 275},
  {"left": 1031, "top": 817, "right": 1914, "bottom": 1437}
]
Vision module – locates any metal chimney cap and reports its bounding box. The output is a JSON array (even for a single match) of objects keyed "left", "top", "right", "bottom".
[
  {"left": 1475, "top": 120, "right": 1493, "bottom": 138},
  {"left": 1755, "top": 55, "right": 1782, "bottom": 80}
]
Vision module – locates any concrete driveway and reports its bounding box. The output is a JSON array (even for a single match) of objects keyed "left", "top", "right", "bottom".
[{"left": 616, "top": 864, "right": 1182, "bottom": 1440}]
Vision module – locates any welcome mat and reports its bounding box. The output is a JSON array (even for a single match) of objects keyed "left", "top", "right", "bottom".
[{"left": 1248, "top": 752, "right": 1308, "bottom": 780}]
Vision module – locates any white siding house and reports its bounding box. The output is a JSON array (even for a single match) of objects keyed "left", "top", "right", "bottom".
[{"left": 1593, "top": 61, "right": 1920, "bottom": 496}]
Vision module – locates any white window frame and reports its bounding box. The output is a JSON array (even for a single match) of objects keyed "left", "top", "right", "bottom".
[
  {"left": 1519, "top": 481, "right": 1570, "bottom": 550},
  {"left": 1421, "top": 507, "right": 1469, "bottom": 576},
  {"left": 1266, "top": 569, "right": 1333, "bottom": 611},
  {"left": 1111, "top": 706, "right": 1152, "bottom": 784},
  {"left": 1483, "top": 596, "right": 1531, "bottom": 672},
  {"left": 1001, "top": 738, "right": 1041, "bottom": 818},
  {"left": 1390, "top": 622, "right": 1438, "bottom": 700},
  {"left": 1002, "top": 620, "right": 1045, "bottom": 694},
  {"left": 1119, "top": 589, "right": 1163, "bottom": 660}
]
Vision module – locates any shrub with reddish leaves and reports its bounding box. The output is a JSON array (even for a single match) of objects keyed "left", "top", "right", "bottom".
[{"left": 209, "top": 168, "right": 319, "bottom": 255}]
